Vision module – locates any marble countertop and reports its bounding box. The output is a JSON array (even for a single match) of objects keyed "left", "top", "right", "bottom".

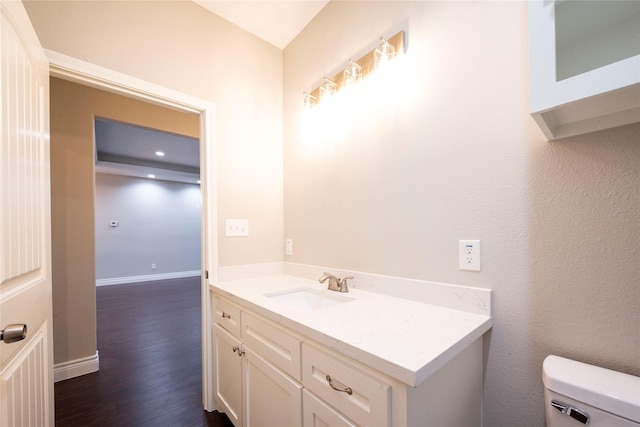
[{"left": 211, "top": 275, "right": 492, "bottom": 387}]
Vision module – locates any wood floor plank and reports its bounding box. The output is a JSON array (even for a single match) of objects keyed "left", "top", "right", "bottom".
[{"left": 54, "top": 277, "right": 233, "bottom": 427}]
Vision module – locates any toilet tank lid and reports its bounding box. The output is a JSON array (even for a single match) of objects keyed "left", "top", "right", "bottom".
[{"left": 543, "top": 355, "right": 640, "bottom": 423}]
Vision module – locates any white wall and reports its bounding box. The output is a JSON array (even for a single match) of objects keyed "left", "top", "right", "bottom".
[
  {"left": 283, "top": 2, "right": 640, "bottom": 426},
  {"left": 95, "top": 174, "right": 201, "bottom": 282}
]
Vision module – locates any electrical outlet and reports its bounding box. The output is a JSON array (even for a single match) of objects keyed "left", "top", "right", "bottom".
[
  {"left": 151, "top": 263, "right": 156, "bottom": 270},
  {"left": 285, "top": 239, "right": 293, "bottom": 256},
  {"left": 459, "top": 240, "right": 481, "bottom": 271}
]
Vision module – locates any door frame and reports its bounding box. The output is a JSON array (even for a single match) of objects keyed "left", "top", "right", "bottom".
[{"left": 46, "top": 50, "right": 219, "bottom": 411}]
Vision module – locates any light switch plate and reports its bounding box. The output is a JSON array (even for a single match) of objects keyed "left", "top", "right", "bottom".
[{"left": 225, "top": 219, "right": 249, "bottom": 237}]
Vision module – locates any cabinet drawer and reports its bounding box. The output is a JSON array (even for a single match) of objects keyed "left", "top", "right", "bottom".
[
  {"left": 242, "top": 311, "right": 301, "bottom": 381},
  {"left": 214, "top": 296, "right": 241, "bottom": 337},
  {"left": 302, "top": 343, "right": 391, "bottom": 427}
]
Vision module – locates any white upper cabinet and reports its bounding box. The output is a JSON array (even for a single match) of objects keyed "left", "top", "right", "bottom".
[{"left": 528, "top": 0, "right": 640, "bottom": 140}]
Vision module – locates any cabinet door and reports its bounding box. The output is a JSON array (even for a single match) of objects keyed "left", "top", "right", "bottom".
[
  {"left": 244, "top": 346, "right": 302, "bottom": 427},
  {"left": 303, "top": 390, "right": 357, "bottom": 427},
  {"left": 214, "top": 324, "right": 242, "bottom": 427}
]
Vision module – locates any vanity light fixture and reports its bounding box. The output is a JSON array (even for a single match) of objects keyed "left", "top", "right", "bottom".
[
  {"left": 374, "top": 37, "right": 396, "bottom": 70},
  {"left": 343, "top": 59, "right": 363, "bottom": 87},
  {"left": 303, "top": 92, "right": 317, "bottom": 108},
  {"left": 302, "top": 31, "right": 404, "bottom": 107},
  {"left": 319, "top": 78, "right": 338, "bottom": 101}
]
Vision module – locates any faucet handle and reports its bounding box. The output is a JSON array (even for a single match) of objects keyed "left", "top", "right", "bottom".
[
  {"left": 319, "top": 272, "right": 339, "bottom": 290},
  {"left": 319, "top": 272, "right": 335, "bottom": 283},
  {"left": 338, "top": 276, "right": 353, "bottom": 292}
]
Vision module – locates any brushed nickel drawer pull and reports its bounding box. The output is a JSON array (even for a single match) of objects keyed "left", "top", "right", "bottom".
[
  {"left": 326, "top": 375, "right": 353, "bottom": 395},
  {"left": 222, "top": 312, "right": 231, "bottom": 319}
]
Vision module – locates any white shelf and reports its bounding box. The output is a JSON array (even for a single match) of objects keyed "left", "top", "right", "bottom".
[{"left": 528, "top": 0, "right": 640, "bottom": 140}]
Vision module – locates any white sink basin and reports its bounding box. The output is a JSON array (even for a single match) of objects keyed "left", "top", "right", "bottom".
[{"left": 265, "top": 287, "right": 353, "bottom": 311}]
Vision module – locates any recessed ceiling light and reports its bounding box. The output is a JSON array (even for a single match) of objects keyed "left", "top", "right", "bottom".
[
  {"left": 147, "top": 174, "right": 156, "bottom": 179},
  {"left": 155, "top": 151, "right": 165, "bottom": 157},
  {"left": 197, "top": 180, "right": 201, "bottom": 184}
]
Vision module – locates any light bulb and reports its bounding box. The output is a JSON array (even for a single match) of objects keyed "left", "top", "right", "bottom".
[
  {"left": 343, "top": 60, "right": 362, "bottom": 88},
  {"left": 303, "top": 92, "right": 317, "bottom": 108},
  {"left": 374, "top": 38, "right": 396, "bottom": 70},
  {"left": 319, "top": 78, "right": 338, "bottom": 101}
]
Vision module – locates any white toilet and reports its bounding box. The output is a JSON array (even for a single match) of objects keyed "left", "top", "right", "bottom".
[{"left": 543, "top": 355, "right": 640, "bottom": 426}]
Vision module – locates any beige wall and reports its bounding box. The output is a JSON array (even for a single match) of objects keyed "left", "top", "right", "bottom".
[
  {"left": 26, "top": 1, "right": 285, "bottom": 365},
  {"left": 49, "top": 77, "right": 199, "bottom": 363},
  {"left": 283, "top": 2, "right": 639, "bottom": 426},
  {"left": 24, "top": 0, "right": 285, "bottom": 268}
]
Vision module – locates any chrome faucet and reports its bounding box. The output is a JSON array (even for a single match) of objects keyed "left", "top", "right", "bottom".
[{"left": 319, "top": 272, "right": 353, "bottom": 293}]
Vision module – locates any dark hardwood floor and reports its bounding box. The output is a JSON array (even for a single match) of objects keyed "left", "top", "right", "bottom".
[{"left": 55, "top": 277, "right": 234, "bottom": 427}]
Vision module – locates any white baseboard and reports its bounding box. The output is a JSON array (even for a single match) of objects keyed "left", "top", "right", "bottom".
[
  {"left": 96, "top": 270, "right": 201, "bottom": 286},
  {"left": 54, "top": 352, "right": 99, "bottom": 382}
]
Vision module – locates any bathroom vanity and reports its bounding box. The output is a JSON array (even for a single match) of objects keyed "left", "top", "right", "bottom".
[{"left": 210, "top": 274, "right": 491, "bottom": 427}]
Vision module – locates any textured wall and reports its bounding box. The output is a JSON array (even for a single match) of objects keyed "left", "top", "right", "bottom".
[
  {"left": 283, "top": 2, "right": 640, "bottom": 426},
  {"left": 95, "top": 174, "right": 201, "bottom": 280}
]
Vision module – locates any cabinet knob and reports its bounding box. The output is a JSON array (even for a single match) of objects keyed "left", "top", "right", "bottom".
[
  {"left": 325, "top": 375, "right": 353, "bottom": 395},
  {"left": 232, "top": 345, "right": 245, "bottom": 357},
  {"left": 1, "top": 324, "right": 27, "bottom": 344}
]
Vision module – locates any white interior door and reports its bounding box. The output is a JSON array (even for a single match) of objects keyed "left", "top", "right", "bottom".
[{"left": 0, "top": 1, "right": 54, "bottom": 426}]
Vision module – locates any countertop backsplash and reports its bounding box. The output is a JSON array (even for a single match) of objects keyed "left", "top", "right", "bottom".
[{"left": 217, "top": 262, "right": 491, "bottom": 317}]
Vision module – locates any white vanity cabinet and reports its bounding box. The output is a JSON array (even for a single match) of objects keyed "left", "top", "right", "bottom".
[
  {"left": 213, "top": 290, "right": 485, "bottom": 427},
  {"left": 213, "top": 296, "right": 303, "bottom": 427},
  {"left": 528, "top": 0, "right": 640, "bottom": 139}
]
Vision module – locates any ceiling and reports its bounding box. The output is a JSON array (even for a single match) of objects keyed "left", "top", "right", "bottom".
[
  {"left": 193, "top": 0, "right": 329, "bottom": 49},
  {"left": 95, "top": 118, "right": 201, "bottom": 185}
]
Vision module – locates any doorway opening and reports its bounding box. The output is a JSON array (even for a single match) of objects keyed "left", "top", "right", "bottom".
[
  {"left": 48, "top": 51, "right": 217, "bottom": 410},
  {"left": 93, "top": 116, "right": 201, "bottom": 286}
]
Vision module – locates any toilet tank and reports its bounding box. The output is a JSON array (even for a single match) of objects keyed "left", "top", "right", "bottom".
[{"left": 543, "top": 355, "right": 640, "bottom": 427}]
